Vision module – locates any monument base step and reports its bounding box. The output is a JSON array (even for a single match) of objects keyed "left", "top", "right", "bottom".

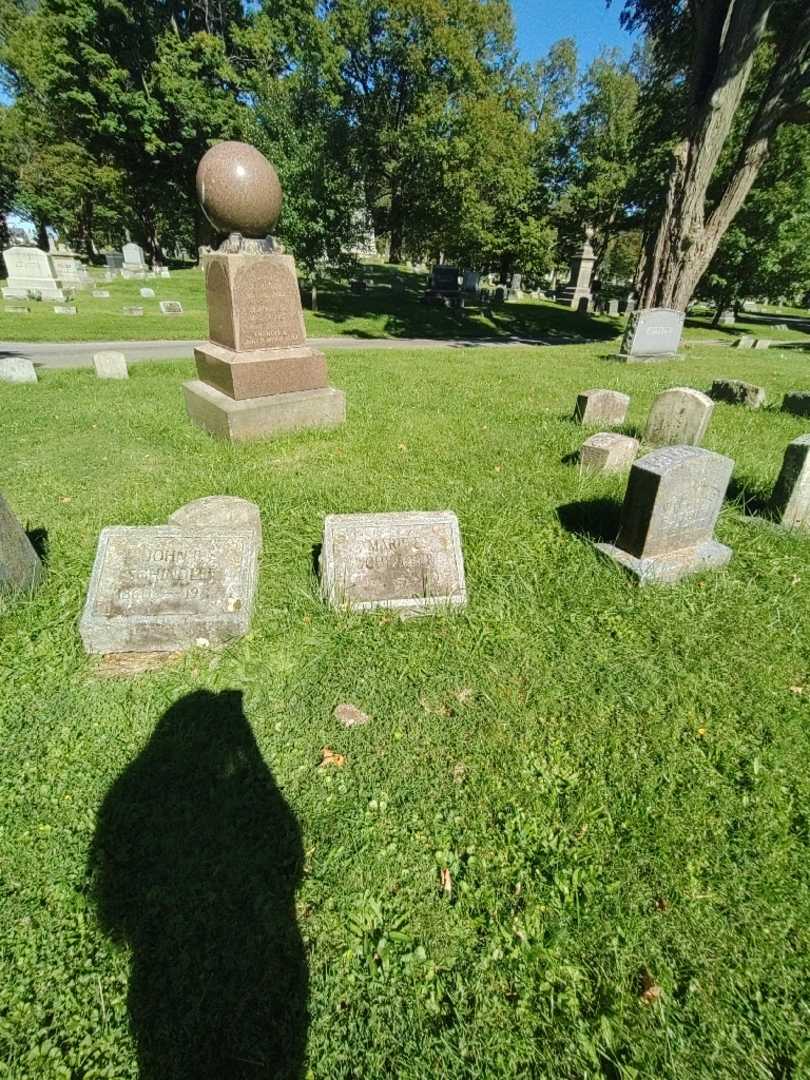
[
  {"left": 606, "top": 352, "right": 684, "bottom": 363},
  {"left": 183, "top": 380, "right": 346, "bottom": 442},
  {"left": 194, "top": 341, "right": 328, "bottom": 400},
  {"left": 595, "top": 539, "right": 732, "bottom": 585}
]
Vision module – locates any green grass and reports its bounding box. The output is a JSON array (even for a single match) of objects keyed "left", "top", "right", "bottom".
[
  {"left": 684, "top": 311, "right": 810, "bottom": 344},
  {"left": 0, "top": 264, "right": 620, "bottom": 345},
  {"left": 1, "top": 343, "right": 810, "bottom": 1079}
]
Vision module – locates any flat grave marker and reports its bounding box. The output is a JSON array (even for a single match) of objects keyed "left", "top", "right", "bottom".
[
  {"left": 92, "top": 289, "right": 111, "bottom": 298},
  {"left": 140, "top": 287, "right": 155, "bottom": 298},
  {"left": 123, "top": 305, "right": 144, "bottom": 317},
  {"left": 709, "top": 379, "right": 765, "bottom": 409},
  {"left": 54, "top": 304, "right": 77, "bottom": 315},
  {"left": 159, "top": 300, "right": 183, "bottom": 315},
  {"left": 93, "top": 351, "right": 128, "bottom": 380},
  {"left": 580, "top": 432, "right": 638, "bottom": 473},
  {"left": 0, "top": 356, "right": 37, "bottom": 384}
]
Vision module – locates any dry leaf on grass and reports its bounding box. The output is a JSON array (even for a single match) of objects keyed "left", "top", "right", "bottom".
[
  {"left": 453, "top": 687, "right": 475, "bottom": 705},
  {"left": 319, "top": 747, "right": 346, "bottom": 768},
  {"left": 452, "top": 762, "right": 466, "bottom": 784},
  {"left": 789, "top": 685, "right": 804, "bottom": 695},
  {"left": 334, "top": 703, "right": 370, "bottom": 728},
  {"left": 639, "top": 969, "right": 663, "bottom": 1005},
  {"left": 440, "top": 867, "right": 452, "bottom": 898}
]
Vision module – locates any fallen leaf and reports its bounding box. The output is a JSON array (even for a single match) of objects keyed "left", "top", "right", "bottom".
[
  {"left": 334, "top": 703, "right": 370, "bottom": 728},
  {"left": 398, "top": 443, "right": 408, "bottom": 451},
  {"left": 454, "top": 687, "right": 474, "bottom": 705},
  {"left": 319, "top": 747, "right": 345, "bottom": 768},
  {"left": 697, "top": 727, "right": 706, "bottom": 737},
  {"left": 452, "top": 762, "right": 466, "bottom": 784},
  {"left": 639, "top": 969, "right": 663, "bottom": 1005},
  {"left": 59, "top": 496, "right": 72, "bottom": 504},
  {"left": 440, "top": 867, "right": 452, "bottom": 898},
  {"left": 791, "top": 576, "right": 801, "bottom": 586},
  {"left": 655, "top": 897, "right": 668, "bottom": 912},
  {"left": 494, "top": 464, "right": 502, "bottom": 472},
  {"left": 790, "top": 686, "right": 804, "bottom": 695}
]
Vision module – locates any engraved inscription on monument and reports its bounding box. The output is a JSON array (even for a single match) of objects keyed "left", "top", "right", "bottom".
[
  {"left": 321, "top": 511, "right": 467, "bottom": 612},
  {"left": 80, "top": 525, "right": 259, "bottom": 653},
  {"left": 233, "top": 260, "right": 305, "bottom": 349}
]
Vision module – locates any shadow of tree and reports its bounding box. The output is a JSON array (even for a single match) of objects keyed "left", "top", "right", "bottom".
[
  {"left": 556, "top": 498, "right": 622, "bottom": 544},
  {"left": 88, "top": 689, "right": 307, "bottom": 1080}
]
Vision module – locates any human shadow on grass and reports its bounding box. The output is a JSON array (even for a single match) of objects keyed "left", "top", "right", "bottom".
[
  {"left": 88, "top": 689, "right": 307, "bottom": 1080},
  {"left": 556, "top": 498, "right": 621, "bottom": 543}
]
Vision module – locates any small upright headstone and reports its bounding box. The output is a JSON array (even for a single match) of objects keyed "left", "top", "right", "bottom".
[
  {"left": 462, "top": 270, "right": 480, "bottom": 294},
  {"left": 93, "top": 351, "right": 128, "bottom": 380},
  {"left": 709, "top": 379, "right": 765, "bottom": 409},
  {"left": 0, "top": 356, "right": 37, "bottom": 384},
  {"left": 159, "top": 300, "right": 183, "bottom": 315},
  {"left": 625, "top": 296, "right": 636, "bottom": 315},
  {"left": 607, "top": 299, "right": 620, "bottom": 316},
  {"left": 121, "top": 242, "right": 147, "bottom": 279},
  {"left": 577, "top": 296, "right": 590, "bottom": 314},
  {"left": 79, "top": 523, "right": 260, "bottom": 654},
  {"left": 573, "top": 389, "right": 630, "bottom": 427},
  {"left": 159, "top": 267, "right": 171, "bottom": 278},
  {"left": 122, "top": 305, "right": 144, "bottom": 317},
  {"left": 734, "top": 335, "right": 755, "bottom": 349},
  {"left": 580, "top": 432, "right": 638, "bottom": 473},
  {"left": 770, "top": 435, "right": 810, "bottom": 531},
  {"left": 617, "top": 308, "right": 684, "bottom": 362},
  {"left": 140, "top": 287, "right": 155, "bottom": 298},
  {"left": 169, "top": 495, "right": 262, "bottom": 543},
  {"left": 773, "top": 322, "right": 788, "bottom": 331},
  {"left": 92, "top": 289, "right": 111, "bottom": 299},
  {"left": 719, "top": 309, "right": 734, "bottom": 325},
  {"left": 596, "top": 446, "right": 734, "bottom": 584},
  {"left": 321, "top": 511, "right": 467, "bottom": 614},
  {"left": 753, "top": 338, "right": 772, "bottom": 350},
  {"left": 53, "top": 304, "right": 77, "bottom": 315},
  {"left": 782, "top": 391, "right": 810, "bottom": 418},
  {"left": 0, "top": 493, "right": 42, "bottom": 597},
  {"left": 644, "top": 387, "right": 714, "bottom": 447}
]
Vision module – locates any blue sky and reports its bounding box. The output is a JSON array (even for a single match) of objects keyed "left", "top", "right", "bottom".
[{"left": 511, "top": 0, "right": 638, "bottom": 69}]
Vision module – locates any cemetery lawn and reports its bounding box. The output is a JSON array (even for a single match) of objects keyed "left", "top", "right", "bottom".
[{"left": 2, "top": 342, "right": 810, "bottom": 1079}]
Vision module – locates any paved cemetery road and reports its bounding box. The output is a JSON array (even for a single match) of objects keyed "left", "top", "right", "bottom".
[{"left": 0, "top": 333, "right": 592, "bottom": 369}]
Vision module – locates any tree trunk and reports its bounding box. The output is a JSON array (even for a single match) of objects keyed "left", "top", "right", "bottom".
[
  {"left": 35, "top": 219, "right": 49, "bottom": 251},
  {"left": 388, "top": 179, "right": 404, "bottom": 264}
]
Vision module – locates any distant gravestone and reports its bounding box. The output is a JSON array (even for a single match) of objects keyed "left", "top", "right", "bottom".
[
  {"left": 321, "top": 511, "right": 467, "bottom": 614},
  {"left": 53, "top": 304, "right": 77, "bottom": 315},
  {"left": 79, "top": 525, "right": 259, "bottom": 654},
  {"left": 93, "top": 351, "right": 128, "bottom": 380},
  {"left": 577, "top": 296, "right": 590, "bottom": 314},
  {"left": 390, "top": 276, "right": 405, "bottom": 295},
  {"left": 0, "top": 356, "right": 37, "bottom": 384},
  {"left": 719, "top": 309, "right": 734, "bottom": 325},
  {"left": 140, "top": 287, "right": 155, "bottom": 298},
  {"left": 2, "top": 246, "right": 65, "bottom": 301},
  {"left": 169, "top": 496, "right": 262, "bottom": 544},
  {"left": 350, "top": 278, "right": 366, "bottom": 294},
  {"left": 771, "top": 435, "right": 810, "bottom": 531},
  {"left": 4, "top": 304, "right": 29, "bottom": 314},
  {"left": 159, "top": 300, "right": 183, "bottom": 315},
  {"left": 596, "top": 446, "right": 734, "bottom": 584},
  {"left": 782, "top": 391, "right": 810, "bottom": 418},
  {"left": 0, "top": 493, "right": 42, "bottom": 597},
  {"left": 607, "top": 299, "right": 620, "bottom": 316},
  {"left": 121, "top": 242, "right": 147, "bottom": 279},
  {"left": 431, "top": 266, "right": 460, "bottom": 293},
  {"left": 462, "top": 269, "right": 481, "bottom": 293},
  {"left": 123, "top": 305, "right": 144, "bottom": 317},
  {"left": 709, "top": 379, "right": 765, "bottom": 409},
  {"left": 573, "top": 388, "right": 630, "bottom": 426},
  {"left": 625, "top": 296, "right": 637, "bottom": 315},
  {"left": 580, "top": 432, "right": 638, "bottom": 473},
  {"left": 159, "top": 267, "right": 171, "bottom": 278},
  {"left": 104, "top": 253, "right": 124, "bottom": 269},
  {"left": 773, "top": 322, "right": 788, "bottom": 331},
  {"left": 734, "top": 335, "right": 755, "bottom": 349},
  {"left": 617, "top": 307, "right": 684, "bottom": 362},
  {"left": 644, "top": 387, "right": 714, "bottom": 447},
  {"left": 753, "top": 338, "right": 772, "bottom": 349},
  {"left": 92, "top": 289, "right": 111, "bottom": 299}
]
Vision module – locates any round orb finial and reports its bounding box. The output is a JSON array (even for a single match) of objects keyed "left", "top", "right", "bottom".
[{"left": 196, "top": 141, "right": 282, "bottom": 238}]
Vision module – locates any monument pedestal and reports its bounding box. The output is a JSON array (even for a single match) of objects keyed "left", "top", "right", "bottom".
[{"left": 185, "top": 248, "right": 345, "bottom": 442}]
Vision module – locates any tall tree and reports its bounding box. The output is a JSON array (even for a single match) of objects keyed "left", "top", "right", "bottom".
[{"left": 616, "top": 0, "right": 810, "bottom": 310}]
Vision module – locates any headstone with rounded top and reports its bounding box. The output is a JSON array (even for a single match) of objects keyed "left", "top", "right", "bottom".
[
  {"left": 770, "top": 435, "right": 810, "bottom": 531},
  {"left": 169, "top": 495, "right": 262, "bottom": 544},
  {"left": 595, "top": 446, "right": 734, "bottom": 584},
  {"left": 580, "top": 432, "right": 638, "bottom": 473},
  {"left": 709, "top": 378, "right": 765, "bottom": 409},
  {"left": 644, "top": 387, "right": 713, "bottom": 447},
  {"left": 573, "top": 388, "right": 630, "bottom": 427},
  {"left": 183, "top": 141, "right": 345, "bottom": 441},
  {"left": 0, "top": 356, "right": 37, "bottom": 384},
  {"left": 93, "top": 351, "right": 128, "bottom": 380},
  {"left": 140, "top": 287, "right": 155, "bottom": 298},
  {"left": 0, "top": 492, "right": 42, "bottom": 599}
]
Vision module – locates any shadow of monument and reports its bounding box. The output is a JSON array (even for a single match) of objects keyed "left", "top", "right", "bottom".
[
  {"left": 556, "top": 498, "right": 622, "bottom": 543},
  {"left": 726, "top": 474, "right": 773, "bottom": 519},
  {"left": 88, "top": 689, "right": 307, "bottom": 1080}
]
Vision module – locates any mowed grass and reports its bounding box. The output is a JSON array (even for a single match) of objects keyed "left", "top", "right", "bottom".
[{"left": 1, "top": 343, "right": 809, "bottom": 1079}]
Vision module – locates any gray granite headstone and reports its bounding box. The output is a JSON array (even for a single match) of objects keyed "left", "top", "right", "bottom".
[
  {"left": 92, "top": 289, "right": 111, "bottom": 298},
  {"left": 771, "top": 435, "right": 810, "bottom": 530},
  {"left": 709, "top": 379, "right": 765, "bottom": 409},
  {"left": 168, "top": 496, "right": 262, "bottom": 544},
  {"left": 577, "top": 296, "right": 590, "bottom": 314},
  {"left": 580, "top": 432, "right": 638, "bottom": 473},
  {"left": 0, "top": 356, "right": 37, "bottom": 384},
  {"left": 782, "top": 391, "right": 810, "bottom": 418},
  {"left": 753, "top": 338, "right": 772, "bottom": 349},
  {"left": 734, "top": 335, "right": 755, "bottom": 349},
  {"left": 607, "top": 299, "right": 619, "bottom": 316},
  {"left": 0, "top": 493, "right": 42, "bottom": 597},
  {"left": 573, "top": 388, "right": 630, "bottom": 426},
  {"left": 54, "top": 304, "right": 77, "bottom": 315},
  {"left": 321, "top": 510, "right": 466, "bottom": 613},
  {"left": 79, "top": 525, "right": 259, "bottom": 653},
  {"left": 159, "top": 300, "right": 183, "bottom": 314},
  {"left": 140, "top": 287, "right": 155, "bottom": 298},
  {"left": 644, "top": 387, "right": 713, "bottom": 447},
  {"left": 719, "top": 309, "right": 734, "bottom": 325},
  {"left": 619, "top": 308, "right": 684, "bottom": 361},
  {"left": 93, "top": 351, "right": 128, "bottom": 380},
  {"left": 596, "top": 446, "right": 734, "bottom": 584}
]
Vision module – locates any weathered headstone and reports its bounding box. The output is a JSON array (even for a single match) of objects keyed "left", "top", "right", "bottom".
[
  {"left": 0, "top": 356, "right": 37, "bottom": 384},
  {"left": 782, "top": 391, "right": 810, "bottom": 418},
  {"left": 709, "top": 379, "right": 765, "bottom": 409},
  {"left": 79, "top": 525, "right": 259, "bottom": 654},
  {"left": 0, "top": 493, "right": 42, "bottom": 597},
  {"left": 92, "top": 289, "right": 111, "bottom": 299},
  {"left": 321, "top": 511, "right": 467, "bottom": 613},
  {"left": 2, "top": 246, "right": 65, "bottom": 301},
  {"left": 462, "top": 269, "right": 481, "bottom": 294},
  {"left": 140, "top": 287, "right": 155, "bottom": 298},
  {"left": 734, "top": 335, "right": 755, "bottom": 349},
  {"left": 93, "top": 351, "right": 128, "bottom": 380},
  {"left": 607, "top": 299, "right": 620, "bottom": 316},
  {"left": 121, "top": 242, "right": 147, "bottom": 279},
  {"left": 595, "top": 446, "right": 734, "bottom": 584},
  {"left": 753, "top": 338, "right": 772, "bottom": 350},
  {"left": 169, "top": 495, "right": 262, "bottom": 543},
  {"left": 159, "top": 300, "right": 183, "bottom": 315},
  {"left": 159, "top": 267, "right": 171, "bottom": 278},
  {"left": 122, "top": 305, "right": 144, "bottom": 317},
  {"left": 430, "top": 265, "right": 460, "bottom": 294},
  {"left": 770, "top": 435, "right": 810, "bottom": 530},
  {"left": 51, "top": 253, "right": 91, "bottom": 288},
  {"left": 4, "top": 304, "right": 29, "bottom": 314},
  {"left": 53, "top": 304, "right": 77, "bottom": 315},
  {"left": 719, "top": 309, "right": 734, "bottom": 325},
  {"left": 184, "top": 141, "right": 345, "bottom": 442},
  {"left": 644, "top": 387, "right": 713, "bottom": 447},
  {"left": 577, "top": 296, "right": 590, "bottom": 314},
  {"left": 616, "top": 308, "right": 684, "bottom": 362},
  {"left": 580, "top": 432, "right": 639, "bottom": 473},
  {"left": 104, "top": 252, "right": 124, "bottom": 270},
  {"left": 573, "top": 388, "right": 630, "bottom": 426}
]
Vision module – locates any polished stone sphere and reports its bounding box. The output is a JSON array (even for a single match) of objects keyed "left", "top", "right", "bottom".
[{"left": 196, "top": 141, "right": 282, "bottom": 237}]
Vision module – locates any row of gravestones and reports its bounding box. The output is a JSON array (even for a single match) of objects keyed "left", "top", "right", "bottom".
[
  {"left": 32, "top": 292, "right": 185, "bottom": 318},
  {"left": 0, "top": 352, "right": 129, "bottom": 382},
  {"left": 1, "top": 242, "right": 170, "bottom": 304}
]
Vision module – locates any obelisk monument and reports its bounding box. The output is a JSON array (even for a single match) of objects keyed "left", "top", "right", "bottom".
[{"left": 183, "top": 141, "right": 346, "bottom": 441}]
